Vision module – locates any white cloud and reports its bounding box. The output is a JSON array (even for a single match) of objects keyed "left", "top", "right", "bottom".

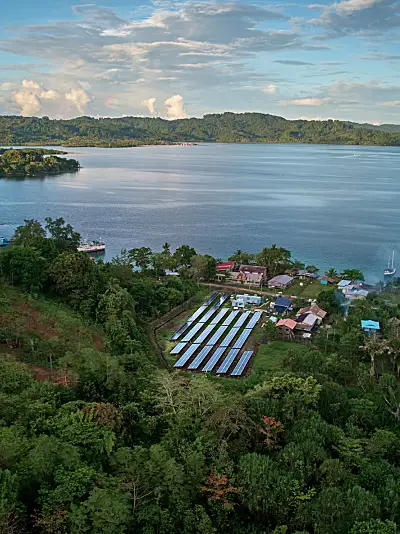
[
  {"left": 21, "top": 79, "right": 41, "bottom": 90},
  {"left": 65, "top": 88, "right": 92, "bottom": 114},
  {"left": 13, "top": 90, "right": 41, "bottom": 116},
  {"left": 164, "top": 94, "right": 187, "bottom": 119},
  {"left": 383, "top": 101, "right": 400, "bottom": 107},
  {"left": 264, "top": 84, "right": 277, "bottom": 94},
  {"left": 143, "top": 97, "right": 156, "bottom": 113},
  {"left": 333, "top": 0, "right": 385, "bottom": 15},
  {"left": 280, "top": 98, "right": 330, "bottom": 106},
  {"left": 40, "top": 89, "right": 60, "bottom": 100}
]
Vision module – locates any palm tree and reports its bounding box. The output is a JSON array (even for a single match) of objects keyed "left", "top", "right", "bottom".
[
  {"left": 325, "top": 268, "right": 338, "bottom": 279},
  {"left": 162, "top": 242, "right": 171, "bottom": 255},
  {"left": 305, "top": 264, "right": 319, "bottom": 274}
]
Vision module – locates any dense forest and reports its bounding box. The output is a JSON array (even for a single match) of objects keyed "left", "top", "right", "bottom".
[
  {"left": 1, "top": 113, "right": 400, "bottom": 147},
  {"left": 0, "top": 149, "right": 80, "bottom": 178},
  {"left": 1, "top": 220, "right": 400, "bottom": 533}
]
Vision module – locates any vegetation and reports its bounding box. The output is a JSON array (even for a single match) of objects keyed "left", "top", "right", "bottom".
[
  {"left": 1, "top": 220, "right": 400, "bottom": 533},
  {"left": 1, "top": 113, "right": 400, "bottom": 147},
  {"left": 0, "top": 148, "right": 80, "bottom": 178}
]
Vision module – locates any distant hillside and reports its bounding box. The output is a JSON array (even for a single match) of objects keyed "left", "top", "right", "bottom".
[
  {"left": 1, "top": 112, "right": 400, "bottom": 147},
  {"left": 346, "top": 121, "right": 400, "bottom": 134}
]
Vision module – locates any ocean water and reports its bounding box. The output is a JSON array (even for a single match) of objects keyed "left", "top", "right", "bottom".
[{"left": 1, "top": 143, "right": 399, "bottom": 282}]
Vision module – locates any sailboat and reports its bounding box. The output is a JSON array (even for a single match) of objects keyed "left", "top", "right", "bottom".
[{"left": 384, "top": 249, "right": 396, "bottom": 276}]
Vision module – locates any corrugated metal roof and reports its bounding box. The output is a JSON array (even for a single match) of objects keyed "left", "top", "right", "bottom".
[{"left": 276, "top": 319, "right": 297, "bottom": 329}]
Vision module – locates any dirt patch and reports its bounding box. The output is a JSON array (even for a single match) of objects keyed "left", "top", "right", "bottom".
[
  {"left": 29, "top": 365, "right": 76, "bottom": 386},
  {"left": 9, "top": 302, "right": 60, "bottom": 339}
]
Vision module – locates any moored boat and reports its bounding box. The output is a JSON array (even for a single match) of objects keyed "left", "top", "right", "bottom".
[
  {"left": 77, "top": 240, "right": 105, "bottom": 253},
  {"left": 384, "top": 249, "right": 396, "bottom": 276}
]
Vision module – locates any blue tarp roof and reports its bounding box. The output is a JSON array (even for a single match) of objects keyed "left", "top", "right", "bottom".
[
  {"left": 361, "top": 320, "right": 380, "bottom": 330},
  {"left": 275, "top": 296, "right": 291, "bottom": 307}
]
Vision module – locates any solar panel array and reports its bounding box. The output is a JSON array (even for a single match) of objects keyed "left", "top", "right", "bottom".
[
  {"left": 174, "top": 344, "right": 200, "bottom": 368},
  {"left": 220, "top": 327, "right": 240, "bottom": 347},
  {"left": 210, "top": 308, "right": 230, "bottom": 325},
  {"left": 231, "top": 351, "right": 253, "bottom": 376},
  {"left": 188, "top": 345, "right": 213, "bottom": 370},
  {"left": 170, "top": 342, "right": 187, "bottom": 355},
  {"left": 200, "top": 307, "right": 219, "bottom": 324},
  {"left": 246, "top": 311, "right": 262, "bottom": 329},
  {"left": 233, "top": 328, "right": 252, "bottom": 349},
  {"left": 207, "top": 325, "right": 228, "bottom": 346},
  {"left": 204, "top": 293, "right": 218, "bottom": 306},
  {"left": 222, "top": 310, "right": 240, "bottom": 326},
  {"left": 182, "top": 322, "right": 204, "bottom": 342},
  {"left": 194, "top": 324, "right": 216, "bottom": 344},
  {"left": 234, "top": 311, "right": 251, "bottom": 328},
  {"left": 216, "top": 349, "right": 240, "bottom": 374},
  {"left": 170, "top": 321, "right": 193, "bottom": 341},
  {"left": 202, "top": 347, "right": 227, "bottom": 372}
]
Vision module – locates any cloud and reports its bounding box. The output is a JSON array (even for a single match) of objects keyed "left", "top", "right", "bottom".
[
  {"left": 21, "top": 79, "right": 41, "bottom": 90},
  {"left": 13, "top": 90, "right": 41, "bottom": 116},
  {"left": 40, "top": 89, "right": 60, "bottom": 100},
  {"left": 333, "top": 0, "right": 386, "bottom": 15},
  {"left": 164, "top": 94, "right": 187, "bottom": 119},
  {"left": 265, "top": 84, "right": 278, "bottom": 94},
  {"left": 280, "top": 97, "right": 330, "bottom": 106},
  {"left": 273, "top": 60, "right": 313, "bottom": 65},
  {"left": 383, "top": 101, "right": 400, "bottom": 106},
  {"left": 65, "top": 88, "right": 92, "bottom": 114},
  {"left": 143, "top": 97, "right": 156, "bottom": 113}
]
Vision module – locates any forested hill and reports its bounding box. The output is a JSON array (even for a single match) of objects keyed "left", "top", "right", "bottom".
[{"left": 1, "top": 112, "right": 400, "bottom": 147}]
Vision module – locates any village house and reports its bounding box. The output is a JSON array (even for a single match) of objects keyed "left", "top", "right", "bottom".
[
  {"left": 361, "top": 320, "right": 380, "bottom": 335},
  {"left": 232, "top": 294, "right": 262, "bottom": 307},
  {"left": 298, "top": 304, "right": 327, "bottom": 320},
  {"left": 276, "top": 318, "right": 297, "bottom": 340},
  {"left": 216, "top": 261, "right": 235, "bottom": 281},
  {"left": 274, "top": 296, "right": 292, "bottom": 314},
  {"left": 230, "top": 264, "right": 266, "bottom": 287},
  {"left": 268, "top": 274, "right": 294, "bottom": 289}
]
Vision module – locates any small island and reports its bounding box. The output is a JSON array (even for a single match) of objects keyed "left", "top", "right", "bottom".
[{"left": 0, "top": 148, "right": 80, "bottom": 178}]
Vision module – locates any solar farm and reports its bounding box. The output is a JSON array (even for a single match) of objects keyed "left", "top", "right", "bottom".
[{"left": 169, "top": 293, "right": 262, "bottom": 377}]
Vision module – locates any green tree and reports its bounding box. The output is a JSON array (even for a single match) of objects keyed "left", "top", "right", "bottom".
[
  {"left": 45, "top": 217, "right": 80, "bottom": 251},
  {"left": 128, "top": 247, "right": 153, "bottom": 271},
  {"left": 0, "top": 245, "right": 46, "bottom": 291},
  {"left": 12, "top": 218, "right": 46, "bottom": 246},
  {"left": 341, "top": 269, "right": 365, "bottom": 282}
]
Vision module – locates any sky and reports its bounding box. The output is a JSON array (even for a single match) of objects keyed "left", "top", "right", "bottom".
[{"left": 0, "top": 0, "right": 399, "bottom": 123}]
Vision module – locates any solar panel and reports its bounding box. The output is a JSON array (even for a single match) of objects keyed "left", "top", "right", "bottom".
[
  {"left": 222, "top": 310, "right": 240, "bottom": 326},
  {"left": 202, "top": 346, "right": 227, "bottom": 372},
  {"left": 231, "top": 351, "right": 253, "bottom": 376},
  {"left": 193, "top": 324, "right": 217, "bottom": 344},
  {"left": 220, "top": 327, "right": 240, "bottom": 347},
  {"left": 207, "top": 325, "right": 228, "bottom": 346},
  {"left": 188, "top": 345, "right": 214, "bottom": 370},
  {"left": 170, "top": 321, "right": 193, "bottom": 341},
  {"left": 216, "top": 349, "right": 240, "bottom": 374},
  {"left": 174, "top": 344, "right": 200, "bottom": 368},
  {"left": 182, "top": 322, "right": 204, "bottom": 342},
  {"left": 218, "top": 293, "right": 231, "bottom": 306},
  {"left": 234, "top": 311, "right": 251, "bottom": 328},
  {"left": 170, "top": 342, "right": 187, "bottom": 355},
  {"left": 200, "top": 307, "right": 219, "bottom": 324},
  {"left": 246, "top": 311, "right": 262, "bottom": 329},
  {"left": 188, "top": 304, "right": 207, "bottom": 323},
  {"left": 204, "top": 293, "right": 219, "bottom": 306},
  {"left": 210, "top": 308, "right": 230, "bottom": 325},
  {"left": 233, "top": 328, "right": 252, "bottom": 350}
]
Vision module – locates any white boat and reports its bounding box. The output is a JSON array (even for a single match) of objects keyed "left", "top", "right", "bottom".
[
  {"left": 77, "top": 240, "right": 105, "bottom": 253},
  {"left": 384, "top": 249, "right": 396, "bottom": 276}
]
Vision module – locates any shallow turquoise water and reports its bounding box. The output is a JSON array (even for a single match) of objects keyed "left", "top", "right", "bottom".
[{"left": 1, "top": 143, "right": 399, "bottom": 281}]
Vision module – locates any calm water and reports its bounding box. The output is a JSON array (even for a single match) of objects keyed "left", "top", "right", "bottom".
[{"left": 1, "top": 143, "right": 400, "bottom": 282}]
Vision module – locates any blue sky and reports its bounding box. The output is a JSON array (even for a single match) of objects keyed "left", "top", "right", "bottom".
[{"left": 0, "top": 0, "right": 399, "bottom": 123}]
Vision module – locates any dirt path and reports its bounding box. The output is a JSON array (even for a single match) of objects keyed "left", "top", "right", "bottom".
[{"left": 201, "top": 282, "right": 280, "bottom": 299}]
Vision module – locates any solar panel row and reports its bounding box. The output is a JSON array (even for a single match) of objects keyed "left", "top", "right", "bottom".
[
  {"left": 207, "top": 325, "right": 228, "bottom": 346},
  {"left": 194, "top": 323, "right": 216, "bottom": 344},
  {"left": 217, "top": 349, "right": 239, "bottom": 374},
  {"left": 233, "top": 328, "right": 252, "bottom": 349},
  {"left": 210, "top": 308, "right": 230, "bottom": 325},
  {"left": 202, "top": 347, "right": 227, "bottom": 372},
  {"left": 220, "top": 327, "right": 240, "bottom": 347},
  {"left": 188, "top": 345, "right": 214, "bottom": 370},
  {"left": 234, "top": 311, "right": 251, "bottom": 328},
  {"left": 174, "top": 344, "right": 200, "bottom": 368},
  {"left": 170, "top": 321, "right": 192, "bottom": 341},
  {"left": 246, "top": 311, "right": 262, "bottom": 329},
  {"left": 182, "top": 322, "right": 204, "bottom": 342},
  {"left": 204, "top": 292, "right": 218, "bottom": 306},
  {"left": 188, "top": 304, "right": 207, "bottom": 323},
  {"left": 170, "top": 342, "right": 187, "bottom": 355},
  {"left": 222, "top": 310, "right": 240, "bottom": 326},
  {"left": 231, "top": 351, "right": 253, "bottom": 376}
]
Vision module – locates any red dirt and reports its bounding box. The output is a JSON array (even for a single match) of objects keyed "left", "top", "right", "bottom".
[{"left": 10, "top": 302, "right": 60, "bottom": 339}]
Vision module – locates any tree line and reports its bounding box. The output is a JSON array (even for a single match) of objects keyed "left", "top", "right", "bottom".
[
  {"left": 0, "top": 220, "right": 399, "bottom": 533},
  {"left": 1, "top": 113, "right": 400, "bottom": 147},
  {"left": 0, "top": 149, "right": 80, "bottom": 178}
]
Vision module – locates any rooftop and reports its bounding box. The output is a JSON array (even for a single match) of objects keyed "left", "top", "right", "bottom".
[
  {"left": 268, "top": 274, "right": 294, "bottom": 285},
  {"left": 276, "top": 318, "right": 297, "bottom": 330},
  {"left": 216, "top": 261, "right": 235, "bottom": 272},
  {"left": 239, "top": 264, "right": 266, "bottom": 275},
  {"left": 275, "top": 296, "right": 291, "bottom": 307},
  {"left": 361, "top": 320, "right": 380, "bottom": 330}
]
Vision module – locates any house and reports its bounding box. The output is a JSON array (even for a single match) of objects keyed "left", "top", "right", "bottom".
[
  {"left": 239, "top": 264, "right": 266, "bottom": 276},
  {"left": 338, "top": 279, "right": 352, "bottom": 288},
  {"left": 344, "top": 289, "right": 369, "bottom": 300},
  {"left": 298, "top": 304, "right": 327, "bottom": 320},
  {"left": 216, "top": 261, "right": 235, "bottom": 272},
  {"left": 296, "top": 313, "right": 320, "bottom": 331},
  {"left": 235, "top": 294, "right": 262, "bottom": 306},
  {"left": 297, "top": 270, "right": 318, "bottom": 280},
  {"left": 274, "top": 296, "right": 292, "bottom": 314},
  {"left": 319, "top": 277, "right": 337, "bottom": 285},
  {"left": 268, "top": 274, "right": 294, "bottom": 289},
  {"left": 276, "top": 318, "right": 297, "bottom": 340},
  {"left": 230, "top": 267, "right": 265, "bottom": 286},
  {"left": 361, "top": 320, "right": 380, "bottom": 335}
]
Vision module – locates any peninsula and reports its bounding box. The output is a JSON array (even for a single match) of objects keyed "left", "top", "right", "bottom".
[
  {"left": 1, "top": 112, "right": 400, "bottom": 147},
  {"left": 0, "top": 148, "right": 80, "bottom": 178}
]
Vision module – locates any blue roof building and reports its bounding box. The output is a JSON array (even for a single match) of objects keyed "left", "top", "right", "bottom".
[
  {"left": 361, "top": 320, "right": 380, "bottom": 334},
  {"left": 274, "top": 296, "right": 292, "bottom": 314}
]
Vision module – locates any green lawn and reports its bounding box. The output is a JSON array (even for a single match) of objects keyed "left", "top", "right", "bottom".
[
  {"left": 251, "top": 340, "right": 309, "bottom": 376},
  {"left": 273, "top": 279, "right": 332, "bottom": 299}
]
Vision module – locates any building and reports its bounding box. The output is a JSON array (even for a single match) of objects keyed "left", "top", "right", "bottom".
[
  {"left": 361, "top": 320, "right": 380, "bottom": 335},
  {"left": 298, "top": 304, "right": 327, "bottom": 320},
  {"left": 268, "top": 274, "right": 294, "bottom": 289},
  {"left": 234, "top": 294, "right": 262, "bottom": 306},
  {"left": 230, "top": 268, "right": 265, "bottom": 286},
  {"left": 296, "top": 313, "right": 320, "bottom": 331},
  {"left": 216, "top": 261, "right": 235, "bottom": 272},
  {"left": 274, "top": 296, "right": 292, "bottom": 314},
  {"left": 239, "top": 264, "right": 266, "bottom": 276},
  {"left": 319, "top": 277, "right": 337, "bottom": 285},
  {"left": 344, "top": 289, "right": 369, "bottom": 300},
  {"left": 276, "top": 318, "right": 297, "bottom": 340},
  {"left": 338, "top": 279, "right": 352, "bottom": 288}
]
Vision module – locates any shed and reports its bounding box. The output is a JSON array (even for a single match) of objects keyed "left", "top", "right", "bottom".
[
  {"left": 274, "top": 296, "right": 292, "bottom": 314},
  {"left": 361, "top": 320, "right": 380, "bottom": 335},
  {"left": 268, "top": 274, "right": 294, "bottom": 289}
]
